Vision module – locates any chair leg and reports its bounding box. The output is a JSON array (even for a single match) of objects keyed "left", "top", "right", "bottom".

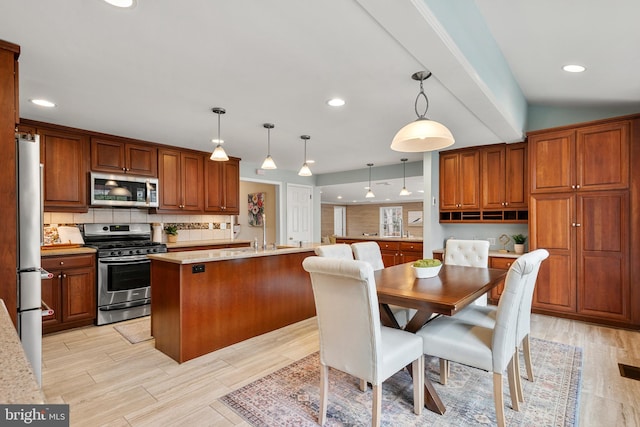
[
  {"left": 522, "top": 334, "right": 535, "bottom": 381},
  {"left": 359, "top": 378, "right": 367, "bottom": 392},
  {"left": 372, "top": 384, "right": 382, "bottom": 427},
  {"left": 507, "top": 357, "right": 520, "bottom": 412},
  {"left": 493, "top": 373, "right": 506, "bottom": 427},
  {"left": 319, "top": 364, "right": 329, "bottom": 426},
  {"left": 439, "top": 358, "right": 449, "bottom": 385},
  {"left": 513, "top": 346, "right": 524, "bottom": 403},
  {"left": 412, "top": 355, "right": 424, "bottom": 415}
]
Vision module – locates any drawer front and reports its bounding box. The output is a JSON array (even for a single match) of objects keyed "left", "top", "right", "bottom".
[
  {"left": 378, "top": 241, "right": 400, "bottom": 251},
  {"left": 42, "top": 254, "right": 94, "bottom": 270},
  {"left": 490, "top": 256, "right": 515, "bottom": 270},
  {"left": 400, "top": 242, "right": 423, "bottom": 253}
]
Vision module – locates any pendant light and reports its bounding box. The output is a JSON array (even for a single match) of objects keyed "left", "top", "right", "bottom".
[
  {"left": 210, "top": 107, "right": 229, "bottom": 161},
  {"left": 391, "top": 70, "right": 454, "bottom": 152},
  {"left": 298, "top": 135, "right": 312, "bottom": 176},
  {"left": 365, "top": 163, "right": 375, "bottom": 198},
  {"left": 399, "top": 158, "right": 411, "bottom": 196},
  {"left": 261, "top": 123, "right": 277, "bottom": 170}
]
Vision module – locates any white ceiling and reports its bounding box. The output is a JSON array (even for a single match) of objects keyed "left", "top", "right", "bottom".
[{"left": 2, "top": 0, "right": 639, "bottom": 203}]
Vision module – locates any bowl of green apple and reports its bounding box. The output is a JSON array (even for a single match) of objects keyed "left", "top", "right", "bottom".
[{"left": 412, "top": 259, "right": 442, "bottom": 278}]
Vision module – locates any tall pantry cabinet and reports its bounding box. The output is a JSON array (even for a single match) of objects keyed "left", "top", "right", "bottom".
[
  {"left": 0, "top": 40, "right": 20, "bottom": 326},
  {"left": 528, "top": 114, "right": 640, "bottom": 328}
]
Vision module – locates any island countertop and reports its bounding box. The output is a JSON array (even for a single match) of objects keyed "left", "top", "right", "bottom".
[
  {"left": 148, "top": 244, "right": 319, "bottom": 264},
  {"left": 336, "top": 236, "right": 423, "bottom": 243}
]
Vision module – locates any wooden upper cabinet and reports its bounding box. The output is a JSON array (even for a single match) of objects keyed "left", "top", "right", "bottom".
[
  {"left": 91, "top": 138, "right": 157, "bottom": 177},
  {"left": 483, "top": 142, "right": 528, "bottom": 209},
  {"left": 158, "top": 148, "right": 204, "bottom": 212},
  {"left": 440, "top": 149, "right": 480, "bottom": 210},
  {"left": 39, "top": 127, "right": 89, "bottom": 212},
  {"left": 204, "top": 157, "right": 240, "bottom": 214},
  {"left": 529, "top": 120, "right": 629, "bottom": 194},
  {"left": 576, "top": 121, "right": 629, "bottom": 191}
]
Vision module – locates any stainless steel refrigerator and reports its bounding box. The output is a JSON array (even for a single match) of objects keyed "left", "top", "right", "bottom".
[{"left": 16, "top": 133, "right": 44, "bottom": 386}]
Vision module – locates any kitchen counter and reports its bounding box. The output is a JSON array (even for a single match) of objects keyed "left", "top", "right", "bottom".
[
  {"left": 41, "top": 246, "right": 96, "bottom": 257},
  {"left": 336, "top": 236, "right": 423, "bottom": 243},
  {"left": 164, "top": 239, "right": 251, "bottom": 250},
  {"left": 150, "top": 246, "right": 316, "bottom": 362},
  {"left": 0, "top": 300, "right": 45, "bottom": 404},
  {"left": 432, "top": 248, "right": 521, "bottom": 259},
  {"left": 148, "top": 243, "right": 319, "bottom": 265}
]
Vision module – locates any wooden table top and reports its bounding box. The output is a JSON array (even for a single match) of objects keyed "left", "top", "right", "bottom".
[{"left": 374, "top": 263, "right": 507, "bottom": 316}]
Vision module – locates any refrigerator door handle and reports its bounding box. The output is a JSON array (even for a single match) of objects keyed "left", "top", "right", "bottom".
[{"left": 40, "top": 163, "right": 44, "bottom": 246}]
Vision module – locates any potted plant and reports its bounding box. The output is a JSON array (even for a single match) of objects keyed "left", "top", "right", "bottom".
[
  {"left": 512, "top": 234, "right": 527, "bottom": 255},
  {"left": 164, "top": 225, "right": 179, "bottom": 243}
]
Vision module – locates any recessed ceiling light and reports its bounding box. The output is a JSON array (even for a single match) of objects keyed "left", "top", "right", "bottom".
[
  {"left": 30, "top": 99, "right": 56, "bottom": 108},
  {"left": 327, "top": 98, "right": 345, "bottom": 107},
  {"left": 337, "top": 196, "right": 342, "bottom": 199},
  {"left": 103, "top": 0, "right": 136, "bottom": 8},
  {"left": 562, "top": 64, "right": 586, "bottom": 73}
]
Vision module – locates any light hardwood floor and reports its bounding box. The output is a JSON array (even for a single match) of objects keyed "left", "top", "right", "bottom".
[{"left": 41, "top": 314, "right": 640, "bottom": 426}]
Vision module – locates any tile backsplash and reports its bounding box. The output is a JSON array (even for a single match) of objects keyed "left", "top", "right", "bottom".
[{"left": 45, "top": 208, "right": 234, "bottom": 243}]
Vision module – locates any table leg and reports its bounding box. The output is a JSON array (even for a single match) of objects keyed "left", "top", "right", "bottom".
[{"left": 380, "top": 305, "right": 447, "bottom": 415}]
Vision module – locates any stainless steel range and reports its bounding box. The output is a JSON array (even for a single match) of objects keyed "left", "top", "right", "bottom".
[{"left": 82, "top": 223, "right": 167, "bottom": 325}]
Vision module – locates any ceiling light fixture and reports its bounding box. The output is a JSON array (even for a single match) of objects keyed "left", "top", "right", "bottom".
[
  {"left": 562, "top": 64, "right": 586, "bottom": 73},
  {"left": 298, "top": 135, "right": 312, "bottom": 176},
  {"left": 261, "top": 123, "right": 277, "bottom": 170},
  {"left": 210, "top": 107, "right": 229, "bottom": 161},
  {"left": 391, "top": 70, "right": 454, "bottom": 152},
  {"left": 29, "top": 99, "right": 56, "bottom": 108},
  {"left": 327, "top": 98, "right": 345, "bottom": 107},
  {"left": 103, "top": 0, "right": 136, "bottom": 8},
  {"left": 399, "top": 158, "right": 411, "bottom": 196},
  {"left": 365, "top": 163, "right": 375, "bottom": 198}
]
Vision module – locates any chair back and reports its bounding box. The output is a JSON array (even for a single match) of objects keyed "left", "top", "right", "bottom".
[
  {"left": 314, "top": 244, "right": 354, "bottom": 260},
  {"left": 444, "top": 239, "right": 489, "bottom": 267},
  {"left": 516, "top": 249, "right": 549, "bottom": 342},
  {"left": 351, "top": 241, "right": 385, "bottom": 271},
  {"left": 491, "top": 251, "right": 541, "bottom": 372},
  {"left": 302, "top": 256, "right": 382, "bottom": 383}
]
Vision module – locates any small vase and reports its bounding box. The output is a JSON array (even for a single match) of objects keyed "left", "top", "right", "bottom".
[
  {"left": 167, "top": 234, "right": 178, "bottom": 243},
  {"left": 514, "top": 243, "right": 525, "bottom": 255}
]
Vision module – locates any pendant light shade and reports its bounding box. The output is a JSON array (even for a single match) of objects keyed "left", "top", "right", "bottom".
[
  {"left": 261, "top": 123, "right": 277, "bottom": 170},
  {"left": 298, "top": 135, "right": 312, "bottom": 176},
  {"left": 391, "top": 71, "right": 454, "bottom": 152},
  {"left": 365, "top": 163, "right": 375, "bottom": 198},
  {"left": 399, "top": 158, "right": 411, "bottom": 196},
  {"left": 210, "top": 107, "right": 229, "bottom": 161}
]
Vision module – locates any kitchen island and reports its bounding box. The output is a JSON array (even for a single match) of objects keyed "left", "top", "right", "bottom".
[{"left": 148, "top": 245, "right": 317, "bottom": 363}]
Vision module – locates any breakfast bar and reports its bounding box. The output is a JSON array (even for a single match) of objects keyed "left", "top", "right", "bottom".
[{"left": 148, "top": 246, "right": 317, "bottom": 363}]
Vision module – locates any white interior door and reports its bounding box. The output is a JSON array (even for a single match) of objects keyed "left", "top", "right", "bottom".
[
  {"left": 287, "top": 184, "right": 312, "bottom": 245},
  {"left": 333, "top": 206, "right": 346, "bottom": 236}
]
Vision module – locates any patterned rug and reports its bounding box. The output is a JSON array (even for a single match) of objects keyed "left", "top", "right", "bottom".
[
  {"left": 113, "top": 317, "right": 152, "bottom": 344},
  {"left": 221, "top": 338, "right": 582, "bottom": 426}
]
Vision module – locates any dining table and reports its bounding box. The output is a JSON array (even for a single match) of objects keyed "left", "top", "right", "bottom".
[{"left": 374, "top": 262, "right": 507, "bottom": 415}]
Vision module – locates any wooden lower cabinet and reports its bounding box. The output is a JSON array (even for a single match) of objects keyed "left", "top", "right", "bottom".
[
  {"left": 488, "top": 257, "right": 516, "bottom": 303},
  {"left": 41, "top": 254, "right": 96, "bottom": 334},
  {"left": 377, "top": 241, "right": 423, "bottom": 267},
  {"left": 530, "top": 190, "right": 631, "bottom": 326}
]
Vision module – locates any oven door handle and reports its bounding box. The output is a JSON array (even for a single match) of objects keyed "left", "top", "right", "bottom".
[{"left": 99, "top": 257, "right": 150, "bottom": 264}]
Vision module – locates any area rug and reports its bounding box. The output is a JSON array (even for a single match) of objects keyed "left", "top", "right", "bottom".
[
  {"left": 220, "top": 338, "right": 581, "bottom": 426},
  {"left": 113, "top": 317, "right": 152, "bottom": 344}
]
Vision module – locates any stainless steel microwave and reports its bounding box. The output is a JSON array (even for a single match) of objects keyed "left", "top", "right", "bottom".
[{"left": 90, "top": 172, "right": 159, "bottom": 208}]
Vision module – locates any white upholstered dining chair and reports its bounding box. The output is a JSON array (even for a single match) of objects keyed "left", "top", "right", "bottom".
[
  {"left": 314, "top": 244, "right": 354, "bottom": 260},
  {"left": 444, "top": 239, "right": 490, "bottom": 305},
  {"left": 416, "top": 250, "right": 546, "bottom": 427},
  {"left": 351, "top": 241, "right": 414, "bottom": 327},
  {"left": 302, "top": 256, "right": 424, "bottom": 427},
  {"left": 453, "top": 249, "right": 549, "bottom": 402}
]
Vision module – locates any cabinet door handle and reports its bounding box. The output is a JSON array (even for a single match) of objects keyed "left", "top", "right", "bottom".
[
  {"left": 58, "top": 274, "right": 62, "bottom": 279},
  {"left": 62, "top": 274, "right": 67, "bottom": 278},
  {"left": 571, "top": 223, "right": 582, "bottom": 227},
  {"left": 575, "top": 223, "right": 581, "bottom": 227},
  {"left": 576, "top": 184, "right": 581, "bottom": 189},
  {"left": 59, "top": 261, "right": 64, "bottom": 265}
]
